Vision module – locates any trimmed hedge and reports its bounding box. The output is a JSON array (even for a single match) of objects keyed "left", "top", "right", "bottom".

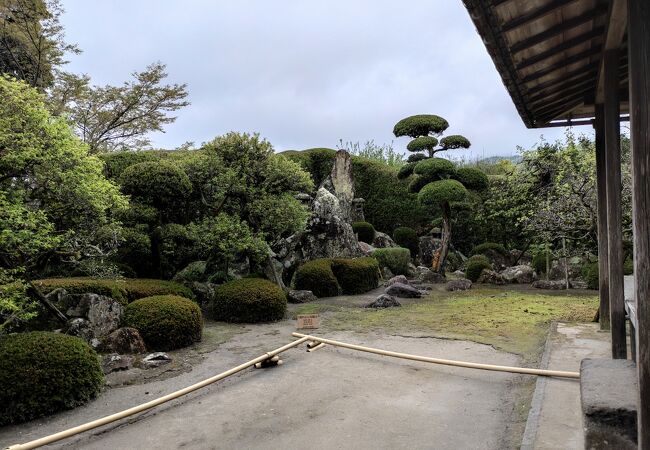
[
  {"left": 352, "top": 221, "right": 375, "bottom": 244},
  {"left": 532, "top": 251, "right": 553, "bottom": 275},
  {"left": 393, "top": 227, "right": 418, "bottom": 257},
  {"left": 582, "top": 262, "right": 599, "bottom": 290},
  {"left": 35, "top": 277, "right": 195, "bottom": 306},
  {"left": 331, "top": 258, "right": 380, "bottom": 294},
  {"left": 0, "top": 332, "right": 104, "bottom": 425},
  {"left": 123, "top": 295, "right": 202, "bottom": 350},
  {"left": 372, "top": 247, "right": 411, "bottom": 276},
  {"left": 213, "top": 278, "right": 286, "bottom": 323},
  {"left": 465, "top": 255, "right": 492, "bottom": 282},
  {"left": 294, "top": 259, "right": 341, "bottom": 298}
]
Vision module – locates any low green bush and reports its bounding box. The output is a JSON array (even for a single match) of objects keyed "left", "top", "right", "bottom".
[
  {"left": 465, "top": 255, "right": 492, "bottom": 282},
  {"left": 352, "top": 221, "right": 376, "bottom": 244},
  {"left": 582, "top": 262, "right": 599, "bottom": 290},
  {"left": 0, "top": 332, "right": 104, "bottom": 425},
  {"left": 123, "top": 295, "right": 202, "bottom": 350},
  {"left": 532, "top": 251, "right": 553, "bottom": 275},
  {"left": 331, "top": 258, "right": 380, "bottom": 294},
  {"left": 372, "top": 247, "right": 411, "bottom": 276},
  {"left": 35, "top": 277, "right": 195, "bottom": 306},
  {"left": 624, "top": 257, "right": 633, "bottom": 275},
  {"left": 294, "top": 259, "right": 340, "bottom": 298},
  {"left": 472, "top": 242, "right": 507, "bottom": 256},
  {"left": 213, "top": 278, "right": 286, "bottom": 323},
  {"left": 393, "top": 227, "right": 418, "bottom": 257},
  {"left": 445, "top": 252, "right": 462, "bottom": 272}
]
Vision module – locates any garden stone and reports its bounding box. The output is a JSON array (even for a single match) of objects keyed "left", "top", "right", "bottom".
[
  {"left": 358, "top": 241, "right": 376, "bottom": 256},
  {"left": 531, "top": 280, "right": 567, "bottom": 290},
  {"left": 287, "top": 290, "right": 317, "bottom": 304},
  {"left": 481, "top": 249, "right": 511, "bottom": 271},
  {"left": 381, "top": 266, "right": 394, "bottom": 279},
  {"left": 85, "top": 294, "right": 124, "bottom": 338},
  {"left": 365, "top": 294, "right": 401, "bottom": 308},
  {"left": 139, "top": 352, "right": 172, "bottom": 369},
  {"left": 571, "top": 280, "right": 588, "bottom": 289},
  {"left": 452, "top": 270, "right": 466, "bottom": 277},
  {"left": 66, "top": 318, "right": 96, "bottom": 346},
  {"left": 384, "top": 275, "right": 409, "bottom": 287},
  {"left": 407, "top": 262, "right": 418, "bottom": 277},
  {"left": 500, "top": 265, "right": 536, "bottom": 284},
  {"left": 446, "top": 279, "right": 472, "bottom": 291},
  {"left": 190, "top": 282, "right": 217, "bottom": 307},
  {"left": 101, "top": 353, "right": 135, "bottom": 374},
  {"left": 385, "top": 282, "right": 422, "bottom": 298},
  {"left": 372, "top": 231, "right": 398, "bottom": 248},
  {"left": 509, "top": 249, "right": 532, "bottom": 266},
  {"left": 418, "top": 270, "right": 446, "bottom": 284},
  {"left": 418, "top": 236, "right": 442, "bottom": 266},
  {"left": 477, "top": 269, "right": 506, "bottom": 285},
  {"left": 101, "top": 327, "right": 147, "bottom": 354}
]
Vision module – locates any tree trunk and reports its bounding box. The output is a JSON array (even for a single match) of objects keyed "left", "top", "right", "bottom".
[{"left": 432, "top": 202, "right": 451, "bottom": 274}]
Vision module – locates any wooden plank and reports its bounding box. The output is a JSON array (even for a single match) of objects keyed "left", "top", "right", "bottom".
[
  {"left": 510, "top": 5, "right": 608, "bottom": 54},
  {"left": 530, "top": 76, "right": 596, "bottom": 107},
  {"left": 603, "top": 48, "right": 626, "bottom": 359},
  {"left": 594, "top": 104, "right": 610, "bottom": 330},
  {"left": 516, "top": 27, "right": 605, "bottom": 71},
  {"left": 525, "top": 62, "right": 599, "bottom": 92},
  {"left": 628, "top": 0, "right": 650, "bottom": 446},
  {"left": 501, "top": 0, "right": 580, "bottom": 32},
  {"left": 521, "top": 46, "right": 602, "bottom": 84},
  {"left": 595, "top": 0, "right": 628, "bottom": 103}
]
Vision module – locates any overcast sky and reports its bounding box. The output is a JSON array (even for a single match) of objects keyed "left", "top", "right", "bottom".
[{"left": 59, "top": 0, "right": 578, "bottom": 158}]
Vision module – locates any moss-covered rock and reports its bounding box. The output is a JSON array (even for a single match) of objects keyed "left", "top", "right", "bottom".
[
  {"left": 213, "top": 278, "right": 286, "bottom": 323},
  {"left": 0, "top": 332, "right": 104, "bottom": 425},
  {"left": 123, "top": 295, "right": 202, "bottom": 350}
]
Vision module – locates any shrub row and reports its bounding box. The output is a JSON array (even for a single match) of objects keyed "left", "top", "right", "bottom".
[
  {"left": 123, "top": 295, "right": 202, "bottom": 351},
  {"left": 0, "top": 332, "right": 104, "bottom": 425},
  {"left": 213, "top": 278, "right": 286, "bottom": 323},
  {"left": 294, "top": 257, "right": 380, "bottom": 297},
  {"left": 372, "top": 247, "right": 411, "bottom": 276},
  {"left": 34, "top": 277, "right": 194, "bottom": 305}
]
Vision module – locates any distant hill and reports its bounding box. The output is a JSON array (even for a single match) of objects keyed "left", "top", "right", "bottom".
[{"left": 477, "top": 155, "right": 522, "bottom": 164}]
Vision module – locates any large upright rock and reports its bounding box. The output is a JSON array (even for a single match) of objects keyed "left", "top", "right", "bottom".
[{"left": 320, "top": 150, "right": 355, "bottom": 222}]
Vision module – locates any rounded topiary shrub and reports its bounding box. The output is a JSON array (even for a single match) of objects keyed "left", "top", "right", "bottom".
[
  {"left": 372, "top": 247, "right": 411, "bottom": 276},
  {"left": 532, "top": 251, "right": 553, "bottom": 275},
  {"left": 465, "top": 255, "right": 492, "bottom": 282},
  {"left": 352, "top": 221, "right": 376, "bottom": 244},
  {"left": 331, "top": 258, "right": 380, "bottom": 294},
  {"left": 0, "top": 332, "right": 104, "bottom": 425},
  {"left": 213, "top": 278, "right": 286, "bottom": 323},
  {"left": 582, "top": 262, "right": 599, "bottom": 290},
  {"left": 123, "top": 295, "right": 202, "bottom": 351},
  {"left": 472, "top": 242, "right": 507, "bottom": 257},
  {"left": 294, "top": 259, "right": 340, "bottom": 298},
  {"left": 393, "top": 227, "right": 418, "bottom": 257}
]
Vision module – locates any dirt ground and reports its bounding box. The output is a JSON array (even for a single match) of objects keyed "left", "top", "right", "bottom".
[{"left": 0, "top": 323, "right": 527, "bottom": 450}]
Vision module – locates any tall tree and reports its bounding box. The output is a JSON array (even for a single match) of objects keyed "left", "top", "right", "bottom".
[
  {"left": 394, "top": 114, "right": 483, "bottom": 273},
  {"left": 0, "top": 0, "right": 78, "bottom": 89},
  {"left": 49, "top": 63, "right": 190, "bottom": 153}
]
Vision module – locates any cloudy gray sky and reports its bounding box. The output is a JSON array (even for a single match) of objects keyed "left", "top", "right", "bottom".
[{"left": 59, "top": 0, "right": 577, "bottom": 158}]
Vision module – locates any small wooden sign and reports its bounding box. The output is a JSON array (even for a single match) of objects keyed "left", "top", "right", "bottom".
[{"left": 296, "top": 314, "right": 320, "bottom": 329}]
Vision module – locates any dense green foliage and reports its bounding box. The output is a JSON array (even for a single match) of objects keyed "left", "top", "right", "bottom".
[
  {"left": 330, "top": 258, "right": 380, "bottom": 294},
  {"left": 352, "top": 221, "right": 376, "bottom": 244},
  {"left": 173, "top": 261, "right": 208, "bottom": 283},
  {"left": 465, "top": 255, "right": 492, "bottom": 282},
  {"left": 413, "top": 158, "right": 455, "bottom": 180},
  {"left": 583, "top": 262, "right": 599, "bottom": 290},
  {"left": 35, "top": 278, "right": 194, "bottom": 305},
  {"left": 213, "top": 278, "right": 286, "bottom": 323},
  {"left": 440, "top": 135, "right": 471, "bottom": 150},
  {"left": 294, "top": 259, "right": 341, "bottom": 298},
  {"left": 393, "top": 115, "right": 449, "bottom": 138},
  {"left": 0, "top": 332, "right": 104, "bottom": 425},
  {"left": 407, "top": 136, "right": 438, "bottom": 153},
  {"left": 454, "top": 167, "right": 489, "bottom": 191},
  {"left": 418, "top": 180, "right": 468, "bottom": 209},
  {"left": 393, "top": 227, "right": 419, "bottom": 257},
  {"left": 372, "top": 248, "right": 411, "bottom": 276},
  {"left": 472, "top": 242, "right": 508, "bottom": 257},
  {"left": 532, "top": 252, "right": 553, "bottom": 275},
  {"left": 123, "top": 295, "right": 202, "bottom": 350}
]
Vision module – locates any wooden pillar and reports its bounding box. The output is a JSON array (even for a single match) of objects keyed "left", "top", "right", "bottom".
[
  {"left": 629, "top": 0, "right": 650, "bottom": 446},
  {"left": 603, "top": 48, "right": 626, "bottom": 359},
  {"left": 594, "top": 104, "right": 610, "bottom": 330}
]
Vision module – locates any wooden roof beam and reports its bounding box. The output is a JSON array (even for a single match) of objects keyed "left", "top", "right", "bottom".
[
  {"left": 537, "top": 98, "right": 586, "bottom": 123},
  {"left": 521, "top": 46, "right": 602, "bottom": 83},
  {"left": 516, "top": 27, "right": 605, "bottom": 70},
  {"left": 510, "top": 4, "right": 608, "bottom": 54},
  {"left": 529, "top": 76, "right": 597, "bottom": 105},
  {"left": 501, "top": 0, "right": 581, "bottom": 33},
  {"left": 525, "top": 62, "right": 598, "bottom": 92},
  {"left": 595, "top": 0, "right": 627, "bottom": 102},
  {"left": 528, "top": 64, "right": 626, "bottom": 103}
]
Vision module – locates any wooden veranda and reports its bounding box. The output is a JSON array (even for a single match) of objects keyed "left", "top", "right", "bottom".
[{"left": 462, "top": 0, "right": 648, "bottom": 446}]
